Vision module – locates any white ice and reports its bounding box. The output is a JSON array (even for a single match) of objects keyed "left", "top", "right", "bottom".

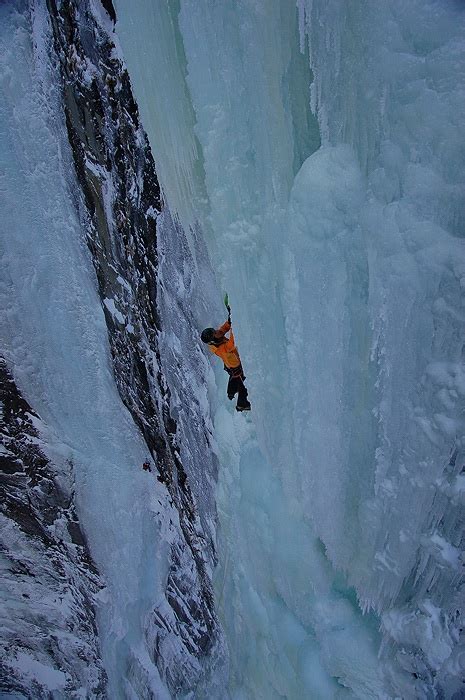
[{"left": 116, "top": 0, "right": 465, "bottom": 696}]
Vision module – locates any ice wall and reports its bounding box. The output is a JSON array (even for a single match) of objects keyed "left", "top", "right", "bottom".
[
  {"left": 296, "top": 2, "right": 465, "bottom": 692},
  {"left": 115, "top": 0, "right": 465, "bottom": 696}
]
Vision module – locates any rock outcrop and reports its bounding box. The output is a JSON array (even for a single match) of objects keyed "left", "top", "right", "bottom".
[
  {"left": 1, "top": 0, "right": 225, "bottom": 696},
  {"left": 0, "top": 358, "right": 107, "bottom": 697}
]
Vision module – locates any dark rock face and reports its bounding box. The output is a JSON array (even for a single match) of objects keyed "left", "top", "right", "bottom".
[
  {"left": 40, "top": 0, "right": 223, "bottom": 695},
  {"left": 0, "top": 358, "right": 107, "bottom": 697},
  {"left": 1, "top": 0, "right": 224, "bottom": 695}
]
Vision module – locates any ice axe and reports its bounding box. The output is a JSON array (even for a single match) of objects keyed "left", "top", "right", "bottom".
[{"left": 224, "top": 292, "right": 231, "bottom": 323}]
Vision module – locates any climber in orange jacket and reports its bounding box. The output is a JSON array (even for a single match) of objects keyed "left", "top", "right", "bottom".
[{"left": 201, "top": 317, "right": 251, "bottom": 412}]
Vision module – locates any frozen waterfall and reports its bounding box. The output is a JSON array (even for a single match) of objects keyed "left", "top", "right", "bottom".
[
  {"left": 1, "top": 0, "right": 464, "bottom": 696},
  {"left": 115, "top": 0, "right": 465, "bottom": 697}
]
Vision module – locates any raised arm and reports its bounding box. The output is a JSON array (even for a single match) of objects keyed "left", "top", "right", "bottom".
[{"left": 216, "top": 319, "right": 231, "bottom": 336}]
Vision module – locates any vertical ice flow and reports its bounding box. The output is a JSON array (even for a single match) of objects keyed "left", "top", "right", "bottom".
[{"left": 116, "top": 0, "right": 465, "bottom": 696}]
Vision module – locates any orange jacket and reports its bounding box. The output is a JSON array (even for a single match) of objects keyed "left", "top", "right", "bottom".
[{"left": 207, "top": 320, "right": 241, "bottom": 369}]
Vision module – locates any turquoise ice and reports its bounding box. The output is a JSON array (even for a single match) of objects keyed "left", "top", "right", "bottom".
[{"left": 116, "top": 0, "right": 465, "bottom": 696}]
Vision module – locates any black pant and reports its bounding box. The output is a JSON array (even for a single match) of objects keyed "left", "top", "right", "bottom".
[{"left": 227, "top": 375, "right": 249, "bottom": 408}]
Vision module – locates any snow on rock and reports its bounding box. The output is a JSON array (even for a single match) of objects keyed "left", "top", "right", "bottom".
[
  {"left": 0, "top": 359, "right": 107, "bottom": 698},
  {"left": 47, "top": 0, "right": 227, "bottom": 693},
  {"left": 1, "top": 0, "right": 226, "bottom": 697}
]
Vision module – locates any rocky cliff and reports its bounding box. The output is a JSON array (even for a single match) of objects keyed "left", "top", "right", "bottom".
[
  {"left": 0, "top": 358, "right": 107, "bottom": 697},
  {"left": 0, "top": 0, "right": 225, "bottom": 696}
]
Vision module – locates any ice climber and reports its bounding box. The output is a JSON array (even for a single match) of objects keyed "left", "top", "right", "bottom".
[{"left": 201, "top": 306, "right": 251, "bottom": 412}]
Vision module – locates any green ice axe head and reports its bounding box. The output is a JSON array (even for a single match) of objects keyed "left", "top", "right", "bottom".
[{"left": 224, "top": 292, "right": 231, "bottom": 319}]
